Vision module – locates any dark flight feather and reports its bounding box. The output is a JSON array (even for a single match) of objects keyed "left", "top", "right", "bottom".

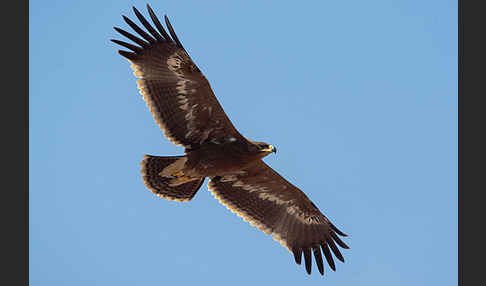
[
  {"left": 147, "top": 4, "right": 172, "bottom": 42},
  {"left": 293, "top": 247, "right": 302, "bottom": 265},
  {"left": 164, "top": 15, "right": 184, "bottom": 49},
  {"left": 313, "top": 246, "right": 324, "bottom": 275},
  {"left": 321, "top": 243, "right": 336, "bottom": 271},
  {"left": 328, "top": 239, "right": 345, "bottom": 263},
  {"left": 113, "top": 27, "right": 150, "bottom": 48},
  {"left": 110, "top": 39, "right": 142, "bottom": 52},
  {"left": 122, "top": 15, "right": 156, "bottom": 44},
  {"left": 303, "top": 247, "right": 312, "bottom": 274},
  {"left": 132, "top": 6, "right": 164, "bottom": 41}
]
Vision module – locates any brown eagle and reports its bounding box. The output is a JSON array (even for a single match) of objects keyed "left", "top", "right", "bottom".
[{"left": 112, "top": 4, "right": 349, "bottom": 276}]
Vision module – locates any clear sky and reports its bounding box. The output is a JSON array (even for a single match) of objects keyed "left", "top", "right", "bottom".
[{"left": 30, "top": 1, "right": 457, "bottom": 285}]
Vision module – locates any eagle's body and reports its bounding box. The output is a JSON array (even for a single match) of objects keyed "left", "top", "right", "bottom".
[
  {"left": 113, "top": 4, "right": 349, "bottom": 277},
  {"left": 184, "top": 141, "right": 270, "bottom": 177}
]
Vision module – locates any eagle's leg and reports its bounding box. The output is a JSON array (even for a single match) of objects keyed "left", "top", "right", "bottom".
[
  {"left": 156, "top": 158, "right": 198, "bottom": 186},
  {"left": 168, "top": 176, "right": 198, "bottom": 187},
  {"left": 171, "top": 170, "right": 184, "bottom": 178},
  {"left": 158, "top": 157, "right": 187, "bottom": 178}
]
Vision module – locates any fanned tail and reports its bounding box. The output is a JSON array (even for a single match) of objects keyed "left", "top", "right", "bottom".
[{"left": 141, "top": 155, "right": 204, "bottom": 202}]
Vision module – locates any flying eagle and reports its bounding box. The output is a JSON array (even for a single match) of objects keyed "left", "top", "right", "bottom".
[{"left": 112, "top": 4, "right": 349, "bottom": 276}]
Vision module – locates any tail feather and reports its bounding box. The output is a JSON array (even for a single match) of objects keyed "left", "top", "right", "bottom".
[{"left": 141, "top": 155, "right": 204, "bottom": 202}]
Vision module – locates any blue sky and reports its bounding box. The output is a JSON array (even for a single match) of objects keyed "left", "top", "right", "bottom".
[{"left": 30, "top": 1, "right": 457, "bottom": 285}]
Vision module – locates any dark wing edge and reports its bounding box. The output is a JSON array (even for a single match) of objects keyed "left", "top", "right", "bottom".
[
  {"left": 111, "top": 5, "right": 245, "bottom": 150},
  {"left": 112, "top": 5, "right": 185, "bottom": 60},
  {"left": 207, "top": 161, "right": 349, "bottom": 276}
]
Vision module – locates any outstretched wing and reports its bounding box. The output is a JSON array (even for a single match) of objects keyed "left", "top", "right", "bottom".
[
  {"left": 112, "top": 5, "right": 245, "bottom": 151},
  {"left": 208, "top": 160, "right": 349, "bottom": 276}
]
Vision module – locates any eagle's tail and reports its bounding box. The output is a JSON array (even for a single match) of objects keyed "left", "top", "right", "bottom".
[{"left": 140, "top": 155, "right": 205, "bottom": 202}]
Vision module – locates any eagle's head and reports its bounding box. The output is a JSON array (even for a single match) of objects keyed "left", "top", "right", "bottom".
[{"left": 254, "top": 142, "right": 277, "bottom": 156}]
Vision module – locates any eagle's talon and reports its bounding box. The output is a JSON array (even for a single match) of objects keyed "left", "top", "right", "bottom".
[
  {"left": 168, "top": 176, "right": 193, "bottom": 186},
  {"left": 172, "top": 170, "right": 184, "bottom": 178}
]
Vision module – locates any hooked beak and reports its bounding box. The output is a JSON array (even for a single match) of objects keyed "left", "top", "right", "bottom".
[{"left": 262, "top": 145, "right": 277, "bottom": 154}]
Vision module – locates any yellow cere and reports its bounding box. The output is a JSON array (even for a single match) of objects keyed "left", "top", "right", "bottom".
[{"left": 262, "top": 145, "right": 276, "bottom": 152}]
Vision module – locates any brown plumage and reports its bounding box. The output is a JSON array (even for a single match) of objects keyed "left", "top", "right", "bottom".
[{"left": 112, "top": 4, "right": 349, "bottom": 276}]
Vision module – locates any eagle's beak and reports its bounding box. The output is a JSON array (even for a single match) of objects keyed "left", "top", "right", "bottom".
[
  {"left": 267, "top": 145, "right": 276, "bottom": 154},
  {"left": 261, "top": 145, "right": 277, "bottom": 154}
]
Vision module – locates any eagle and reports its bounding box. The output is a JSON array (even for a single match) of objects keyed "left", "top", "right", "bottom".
[{"left": 112, "top": 4, "right": 349, "bottom": 276}]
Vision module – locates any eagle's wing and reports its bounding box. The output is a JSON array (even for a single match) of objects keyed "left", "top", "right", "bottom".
[
  {"left": 112, "top": 5, "right": 245, "bottom": 151},
  {"left": 208, "top": 160, "right": 349, "bottom": 276}
]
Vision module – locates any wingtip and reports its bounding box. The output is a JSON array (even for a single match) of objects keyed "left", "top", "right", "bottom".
[
  {"left": 303, "top": 248, "right": 312, "bottom": 275},
  {"left": 292, "top": 248, "right": 302, "bottom": 265},
  {"left": 122, "top": 15, "right": 131, "bottom": 24},
  {"left": 132, "top": 6, "right": 141, "bottom": 17},
  {"left": 146, "top": 3, "right": 155, "bottom": 16},
  {"left": 330, "top": 230, "right": 350, "bottom": 249},
  {"left": 329, "top": 240, "right": 345, "bottom": 263},
  {"left": 330, "top": 222, "right": 348, "bottom": 237},
  {"left": 164, "top": 14, "right": 171, "bottom": 27},
  {"left": 321, "top": 243, "right": 336, "bottom": 271},
  {"left": 117, "top": 50, "right": 136, "bottom": 60},
  {"left": 164, "top": 15, "right": 172, "bottom": 29},
  {"left": 132, "top": 6, "right": 143, "bottom": 17},
  {"left": 313, "top": 246, "right": 325, "bottom": 276}
]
